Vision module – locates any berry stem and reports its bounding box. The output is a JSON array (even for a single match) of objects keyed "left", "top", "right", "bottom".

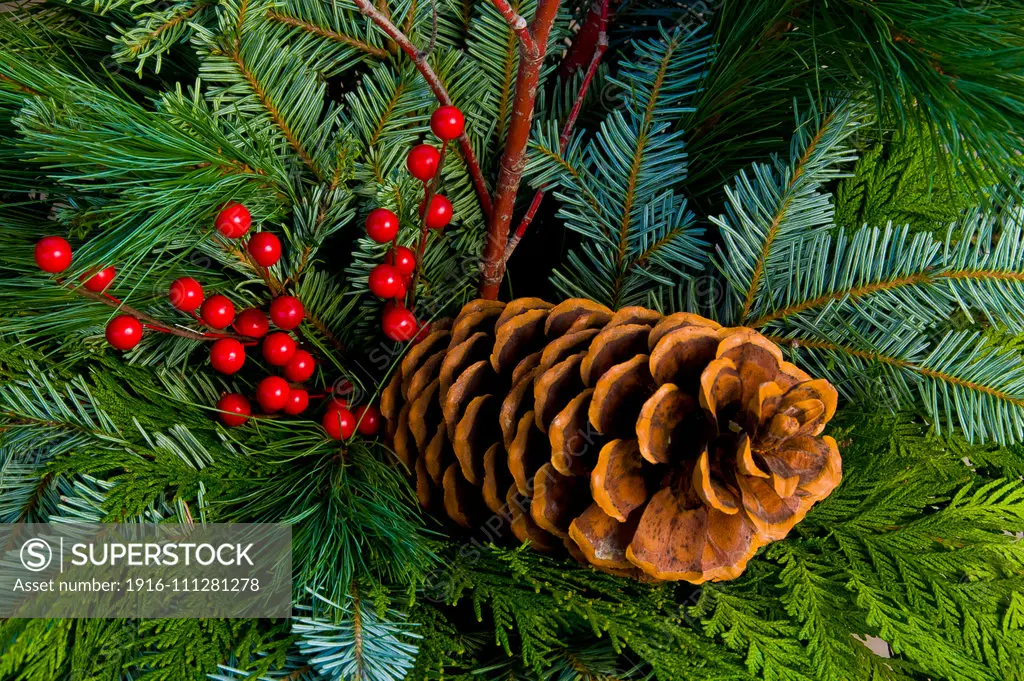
[
  {"left": 352, "top": 0, "right": 492, "bottom": 218},
  {"left": 407, "top": 142, "right": 448, "bottom": 311},
  {"left": 76, "top": 288, "right": 245, "bottom": 342}
]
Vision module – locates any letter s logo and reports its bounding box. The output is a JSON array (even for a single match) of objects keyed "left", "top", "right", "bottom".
[{"left": 20, "top": 539, "right": 53, "bottom": 572}]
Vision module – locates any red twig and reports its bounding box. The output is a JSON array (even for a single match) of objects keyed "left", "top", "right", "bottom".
[
  {"left": 352, "top": 0, "right": 492, "bottom": 218},
  {"left": 76, "top": 288, "right": 244, "bottom": 342},
  {"left": 478, "top": 0, "right": 563, "bottom": 299},
  {"left": 490, "top": 0, "right": 538, "bottom": 58},
  {"left": 503, "top": 10, "right": 608, "bottom": 265}
]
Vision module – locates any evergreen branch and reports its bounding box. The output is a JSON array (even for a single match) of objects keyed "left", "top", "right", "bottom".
[
  {"left": 0, "top": 73, "right": 42, "bottom": 97},
  {"left": 772, "top": 335, "right": 1024, "bottom": 407},
  {"left": 292, "top": 588, "right": 421, "bottom": 681},
  {"left": 352, "top": 0, "right": 493, "bottom": 217},
  {"left": 222, "top": 46, "right": 327, "bottom": 181},
  {"left": 609, "top": 28, "right": 679, "bottom": 303},
  {"left": 770, "top": 327, "right": 1024, "bottom": 443},
  {"left": 712, "top": 100, "right": 860, "bottom": 324},
  {"left": 527, "top": 26, "right": 710, "bottom": 307},
  {"left": 120, "top": 1, "right": 213, "bottom": 62},
  {"left": 754, "top": 269, "right": 1024, "bottom": 328},
  {"left": 265, "top": 8, "right": 390, "bottom": 58},
  {"left": 747, "top": 215, "right": 1024, "bottom": 332},
  {"left": 740, "top": 109, "right": 836, "bottom": 319}
]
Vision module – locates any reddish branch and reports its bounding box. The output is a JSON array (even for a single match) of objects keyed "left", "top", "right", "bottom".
[
  {"left": 76, "top": 289, "right": 245, "bottom": 342},
  {"left": 490, "top": 0, "right": 538, "bottom": 57},
  {"left": 503, "top": 4, "right": 608, "bottom": 265},
  {"left": 352, "top": 0, "right": 492, "bottom": 218},
  {"left": 478, "top": 0, "right": 563, "bottom": 299}
]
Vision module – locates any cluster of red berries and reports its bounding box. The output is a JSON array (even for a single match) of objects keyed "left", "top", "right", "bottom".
[
  {"left": 320, "top": 396, "right": 382, "bottom": 440},
  {"left": 33, "top": 204, "right": 286, "bottom": 352},
  {"left": 364, "top": 209, "right": 421, "bottom": 342},
  {"left": 34, "top": 235, "right": 145, "bottom": 350},
  {"left": 215, "top": 202, "right": 283, "bottom": 268},
  {"left": 364, "top": 105, "right": 466, "bottom": 342},
  {"left": 33, "top": 207, "right": 380, "bottom": 441}
]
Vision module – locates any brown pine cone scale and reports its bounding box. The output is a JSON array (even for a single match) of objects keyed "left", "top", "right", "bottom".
[{"left": 382, "top": 298, "right": 842, "bottom": 583}]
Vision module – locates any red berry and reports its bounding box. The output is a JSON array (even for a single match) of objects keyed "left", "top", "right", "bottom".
[
  {"left": 216, "top": 393, "right": 251, "bottom": 427},
  {"left": 366, "top": 208, "right": 399, "bottom": 243},
  {"left": 322, "top": 407, "right": 356, "bottom": 440},
  {"left": 412, "top": 321, "right": 433, "bottom": 344},
  {"left": 210, "top": 338, "right": 246, "bottom": 375},
  {"left": 283, "top": 388, "right": 309, "bottom": 415},
  {"left": 389, "top": 246, "right": 416, "bottom": 276},
  {"left": 215, "top": 202, "right": 251, "bottom": 238},
  {"left": 354, "top": 404, "right": 382, "bottom": 436},
  {"left": 269, "top": 295, "right": 304, "bottom": 330},
  {"left": 368, "top": 264, "right": 406, "bottom": 299},
  {"left": 169, "top": 277, "right": 204, "bottom": 312},
  {"left": 105, "top": 315, "right": 143, "bottom": 350},
  {"left": 325, "top": 396, "right": 349, "bottom": 412},
  {"left": 430, "top": 105, "right": 465, "bottom": 141},
  {"left": 406, "top": 144, "right": 440, "bottom": 181},
  {"left": 34, "top": 236, "right": 72, "bottom": 273},
  {"left": 262, "top": 332, "right": 296, "bottom": 366},
  {"left": 284, "top": 349, "right": 315, "bottom": 382},
  {"left": 80, "top": 266, "right": 115, "bottom": 293},
  {"left": 235, "top": 308, "right": 269, "bottom": 338},
  {"left": 247, "top": 232, "right": 281, "bottom": 267},
  {"left": 422, "top": 195, "right": 453, "bottom": 230},
  {"left": 381, "top": 303, "right": 418, "bottom": 342},
  {"left": 201, "top": 294, "right": 235, "bottom": 329},
  {"left": 256, "top": 376, "right": 290, "bottom": 413}
]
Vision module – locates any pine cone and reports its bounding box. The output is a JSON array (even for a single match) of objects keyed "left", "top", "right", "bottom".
[{"left": 381, "top": 298, "right": 842, "bottom": 583}]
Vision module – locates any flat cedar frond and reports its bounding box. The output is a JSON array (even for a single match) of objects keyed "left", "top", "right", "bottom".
[
  {"left": 528, "top": 25, "right": 711, "bottom": 308},
  {"left": 834, "top": 124, "right": 977, "bottom": 234}
]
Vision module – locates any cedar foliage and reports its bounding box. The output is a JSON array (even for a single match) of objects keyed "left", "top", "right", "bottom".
[{"left": 1, "top": 1, "right": 1023, "bottom": 680}]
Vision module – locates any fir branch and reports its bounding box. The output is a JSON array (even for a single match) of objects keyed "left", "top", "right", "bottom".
[
  {"left": 747, "top": 216, "right": 1024, "bottom": 332},
  {"left": 221, "top": 45, "right": 327, "bottom": 181},
  {"left": 769, "top": 327, "right": 1024, "bottom": 444},
  {"left": 527, "top": 26, "right": 710, "bottom": 308},
  {"left": 265, "top": 7, "right": 390, "bottom": 58},
  {"left": 711, "top": 100, "right": 860, "bottom": 324},
  {"left": 113, "top": 0, "right": 215, "bottom": 74},
  {"left": 292, "top": 588, "right": 421, "bottom": 681}
]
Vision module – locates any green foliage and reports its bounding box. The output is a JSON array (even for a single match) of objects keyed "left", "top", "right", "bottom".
[
  {"left": 675, "top": 0, "right": 1024, "bottom": 200},
  {"left": 292, "top": 589, "right": 421, "bottom": 681},
  {"left": 834, "top": 126, "right": 977, "bottom": 234},
  {"left": 527, "top": 26, "right": 710, "bottom": 308},
  {"left": 3, "top": 1, "right": 1024, "bottom": 680}
]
